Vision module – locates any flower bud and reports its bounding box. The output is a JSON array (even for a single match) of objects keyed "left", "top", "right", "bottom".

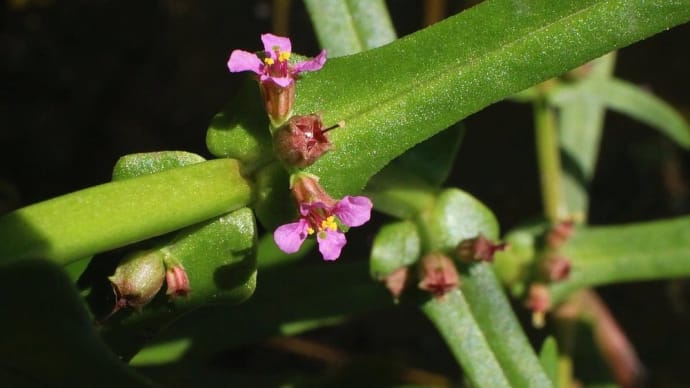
[
  {"left": 542, "top": 255, "right": 571, "bottom": 281},
  {"left": 456, "top": 234, "right": 507, "bottom": 263},
  {"left": 526, "top": 283, "right": 551, "bottom": 328},
  {"left": 261, "top": 80, "right": 295, "bottom": 127},
  {"left": 418, "top": 253, "right": 460, "bottom": 298},
  {"left": 546, "top": 220, "right": 575, "bottom": 249},
  {"left": 273, "top": 114, "right": 339, "bottom": 168},
  {"left": 108, "top": 250, "right": 166, "bottom": 311},
  {"left": 165, "top": 264, "right": 191, "bottom": 297},
  {"left": 383, "top": 267, "right": 410, "bottom": 301}
]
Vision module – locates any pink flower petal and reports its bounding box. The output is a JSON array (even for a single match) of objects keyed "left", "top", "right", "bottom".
[
  {"left": 227, "top": 50, "right": 263, "bottom": 74},
  {"left": 299, "top": 201, "right": 329, "bottom": 216},
  {"left": 334, "top": 196, "right": 372, "bottom": 227},
  {"left": 274, "top": 219, "right": 309, "bottom": 254},
  {"left": 261, "top": 33, "right": 291, "bottom": 58},
  {"left": 317, "top": 230, "right": 347, "bottom": 261},
  {"left": 293, "top": 49, "right": 327, "bottom": 73},
  {"left": 267, "top": 75, "right": 293, "bottom": 88}
]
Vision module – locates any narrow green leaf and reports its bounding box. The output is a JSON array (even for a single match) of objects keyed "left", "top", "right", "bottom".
[
  {"left": 0, "top": 260, "right": 154, "bottom": 387},
  {"left": 289, "top": 0, "right": 690, "bottom": 198},
  {"left": 549, "top": 215, "right": 690, "bottom": 304},
  {"left": 539, "top": 336, "right": 560, "bottom": 386},
  {"left": 304, "top": 0, "right": 397, "bottom": 57},
  {"left": 129, "top": 338, "right": 192, "bottom": 367},
  {"left": 557, "top": 53, "right": 617, "bottom": 216},
  {"left": 0, "top": 159, "right": 253, "bottom": 264},
  {"left": 421, "top": 290, "right": 512, "bottom": 388},
  {"left": 461, "top": 264, "right": 553, "bottom": 387},
  {"left": 370, "top": 221, "right": 421, "bottom": 279},
  {"left": 550, "top": 77, "right": 690, "bottom": 149}
]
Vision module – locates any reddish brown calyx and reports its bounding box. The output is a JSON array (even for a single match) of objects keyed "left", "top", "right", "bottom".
[{"left": 273, "top": 114, "right": 342, "bottom": 168}]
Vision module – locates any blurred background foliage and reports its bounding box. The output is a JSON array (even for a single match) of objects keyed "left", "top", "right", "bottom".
[{"left": 1, "top": 0, "right": 690, "bottom": 386}]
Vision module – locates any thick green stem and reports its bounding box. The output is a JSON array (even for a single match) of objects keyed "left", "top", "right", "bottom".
[
  {"left": 0, "top": 159, "right": 253, "bottom": 265},
  {"left": 534, "top": 94, "right": 567, "bottom": 221}
]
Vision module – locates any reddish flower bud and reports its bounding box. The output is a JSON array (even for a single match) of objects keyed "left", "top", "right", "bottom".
[
  {"left": 273, "top": 114, "right": 340, "bottom": 168},
  {"left": 418, "top": 253, "right": 460, "bottom": 298},
  {"left": 526, "top": 283, "right": 551, "bottom": 328},
  {"left": 165, "top": 264, "right": 191, "bottom": 297},
  {"left": 383, "top": 267, "right": 410, "bottom": 300},
  {"left": 108, "top": 250, "right": 166, "bottom": 311},
  {"left": 456, "top": 234, "right": 507, "bottom": 263},
  {"left": 542, "top": 255, "right": 571, "bottom": 281},
  {"left": 547, "top": 220, "right": 575, "bottom": 249}
]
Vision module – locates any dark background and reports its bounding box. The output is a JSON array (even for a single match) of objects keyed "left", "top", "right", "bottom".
[{"left": 2, "top": 1, "right": 689, "bottom": 386}]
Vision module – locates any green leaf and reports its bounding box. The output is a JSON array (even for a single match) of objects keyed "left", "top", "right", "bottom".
[
  {"left": 460, "top": 263, "right": 553, "bottom": 387},
  {"left": 364, "top": 126, "right": 464, "bottom": 219},
  {"left": 557, "top": 53, "right": 617, "bottom": 216},
  {"left": 206, "top": 79, "right": 272, "bottom": 170},
  {"left": 129, "top": 338, "right": 192, "bottom": 367},
  {"left": 424, "top": 188, "right": 499, "bottom": 252},
  {"left": 0, "top": 159, "right": 253, "bottom": 265},
  {"left": 549, "top": 215, "right": 690, "bottom": 304},
  {"left": 550, "top": 77, "right": 690, "bottom": 149},
  {"left": 112, "top": 151, "right": 206, "bottom": 181},
  {"left": 539, "top": 336, "right": 560, "bottom": 386},
  {"left": 394, "top": 123, "right": 465, "bottom": 187},
  {"left": 289, "top": 0, "right": 690, "bottom": 199},
  {"left": 0, "top": 260, "right": 153, "bottom": 387},
  {"left": 370, "top": 221, "right": 421, "bottom": 279},
  {"left": 304, "top": 0, "right": 397, "bottom": 57},
  {"left": 421, "top": 290, "right": 512, "bottom": 388}
]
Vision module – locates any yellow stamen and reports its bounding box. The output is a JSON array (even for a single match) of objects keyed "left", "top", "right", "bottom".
[
  {"left": 532, "top": 311, "right": 545, "bottom": 328},
  {"left": 321, "top": 216, "right": 338, "bottom": 232},
  {"left": 307, "top": 227, "right": 315, "bottom": 235},
  {"left": 264, "top": 57, "right": 275, "bottom": 65},
  {"left": 278, "top": 51, "right": 290, "bottom": 62}
]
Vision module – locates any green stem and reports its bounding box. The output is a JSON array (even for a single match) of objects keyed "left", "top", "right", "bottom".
[
  {"left": 0, "top": 159, "right": 253, "bottom": 265},
  {"left": 534, "top": 92, "right": 566, "bottom": 221}
]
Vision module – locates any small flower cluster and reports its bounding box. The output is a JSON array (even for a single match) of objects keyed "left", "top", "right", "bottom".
[{"left": 229, "top": 35, "right": 371, "bottom": 262}]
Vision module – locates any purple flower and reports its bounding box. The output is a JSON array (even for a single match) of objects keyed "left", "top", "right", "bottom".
[
  {"left": 274, "top": 195, "right": 373, "bottom": 261},
  {"left": 227, "top": 33, "right": 327, "bottom": 88}
]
